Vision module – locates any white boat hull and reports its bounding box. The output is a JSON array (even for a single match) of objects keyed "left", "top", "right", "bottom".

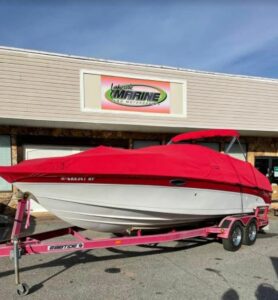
[{"left": 15, "top": 182, "right": 266, "bottom": 232}]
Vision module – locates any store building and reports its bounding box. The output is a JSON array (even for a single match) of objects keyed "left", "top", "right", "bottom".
[{"left": 0, "top": 46, "right": 278, "bottom": 212}]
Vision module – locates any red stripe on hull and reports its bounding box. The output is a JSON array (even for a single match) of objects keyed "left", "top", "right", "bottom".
[{"left": 14, "top": 175, "right": 271, "bottom": 204}]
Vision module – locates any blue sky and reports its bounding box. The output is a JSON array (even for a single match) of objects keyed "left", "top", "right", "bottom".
[{"left": 0, "top": 0, "right": 278, "bottom": 78}]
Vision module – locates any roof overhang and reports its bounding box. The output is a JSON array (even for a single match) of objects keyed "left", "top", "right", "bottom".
[{"left": 1, "top": 117, "right": 278, "bottom": 137}]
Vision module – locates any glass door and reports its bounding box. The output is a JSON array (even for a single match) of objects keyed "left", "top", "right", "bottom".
[
  {"left": 255, "top": 156, "right": 278, "bottom": 201},
  {"left": 255, "top": 157, "right": 278, "bottom": 184}
]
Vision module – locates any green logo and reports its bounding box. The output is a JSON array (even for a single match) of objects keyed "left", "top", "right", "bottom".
[{"left": 105, "top": 84, "right": 167, "bottom": 107}]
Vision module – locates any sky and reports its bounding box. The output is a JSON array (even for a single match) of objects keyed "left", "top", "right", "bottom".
[{"left": 0, "top": 0, "right": 278, "bottom": 78}]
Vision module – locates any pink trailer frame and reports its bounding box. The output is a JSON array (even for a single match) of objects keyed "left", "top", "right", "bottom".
[{"left": 0, "top": 195, "right": 269, "bottom": 296}]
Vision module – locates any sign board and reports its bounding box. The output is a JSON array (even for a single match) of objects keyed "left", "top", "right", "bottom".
[{"left": 101, "top": 75, "right": 170, "bottom": 114}]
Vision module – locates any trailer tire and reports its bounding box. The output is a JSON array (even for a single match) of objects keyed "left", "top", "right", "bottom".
[
  {"left": 242, "top": 219, "right": 257, "bottom": 246},
  {"left": 222, "top": 221, "right": 243, "bottom": 252}
]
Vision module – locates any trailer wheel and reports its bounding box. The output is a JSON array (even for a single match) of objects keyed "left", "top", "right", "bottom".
[
  {"left": 16, "top": 283, "right": 29, "bottom": 296},
  {"left": 242, "top": 219, "right": 257, "bottom": 246},
  {"left": 222, "top": 221, "right": 243, "bottom": 252}
]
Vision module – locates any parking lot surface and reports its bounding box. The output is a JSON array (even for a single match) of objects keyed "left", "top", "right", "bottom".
[{"left": 1, "top": 215, "right": 278, "bottom": 299}]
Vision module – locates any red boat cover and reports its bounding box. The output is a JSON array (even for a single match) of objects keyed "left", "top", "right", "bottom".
[
  {"left": 171, "top": 129, "right": 239, "bottom": 143},
  {"left": 0, "top": 143, "right": 271, "bottom": 193}
]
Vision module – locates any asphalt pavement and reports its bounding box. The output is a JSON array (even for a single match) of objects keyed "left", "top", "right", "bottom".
[{"left": 1, "top": 215, "right": 278, "bottom": 299}]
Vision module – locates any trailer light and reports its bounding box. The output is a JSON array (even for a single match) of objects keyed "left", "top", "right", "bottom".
[{"left": 115, "top": 240, "right": 122, "bottom": 245}]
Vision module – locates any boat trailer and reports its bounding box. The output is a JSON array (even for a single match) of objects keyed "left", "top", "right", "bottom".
[{"left": 0, "top": 194, "right": 269, "bottom": 296}]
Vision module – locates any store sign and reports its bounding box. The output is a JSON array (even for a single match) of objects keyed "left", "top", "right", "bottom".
[{"left": 101, "top": 75, "right": 170, "bottom": 113}]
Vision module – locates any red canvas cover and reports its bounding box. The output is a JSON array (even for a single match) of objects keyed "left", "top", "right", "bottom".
[
  {"left": 171, "top": 129, "right": 239, "bottom": 143},
  {"left": 0, "top": 143, "right": 271, "bottom": 193}
]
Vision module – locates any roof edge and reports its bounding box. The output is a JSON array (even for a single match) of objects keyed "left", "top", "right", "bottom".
[{"left": 0, "top": 45, "right": 277, "bottom": 83}]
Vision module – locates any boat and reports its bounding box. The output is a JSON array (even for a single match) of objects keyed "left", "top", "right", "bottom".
[{"left": 0, "top": 129, "right": 272, "bottom": 233}]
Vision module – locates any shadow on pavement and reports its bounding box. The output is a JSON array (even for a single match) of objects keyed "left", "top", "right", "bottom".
[
  {"left": 0, "top": 204, "right": 37, "bottom": 242},
  {"left": 255, "top": 283, "right": 278, "bottom": 299},
  {"left": 221, "top": 256, "right": 278, "bottom": 300},
  {"left": 270, "top": 257, "right": 278, "bottom": 278},
  {"left": 222, "top": 288, "right": 239, "bottom": 300},
  {"left": 0, "top": 238, "right": 213, "bottom": 294},
  {"left": 257, "top": 232, "right": 278, "bottom": 239},
  {"left": 222, "top": 284, "right": 278, "bottom": 300}
]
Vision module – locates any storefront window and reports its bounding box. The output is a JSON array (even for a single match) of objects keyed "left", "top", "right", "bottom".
[
  {"left": 0, "top": 135, "right": 12, "bottom": 191},
  {"left": 255, "top": 157, "right": 278, "bottom": 184}
]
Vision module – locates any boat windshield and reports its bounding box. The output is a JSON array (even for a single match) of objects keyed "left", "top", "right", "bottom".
[{"left": 225, "top": 137, "right": 247, "bottom": 161}]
